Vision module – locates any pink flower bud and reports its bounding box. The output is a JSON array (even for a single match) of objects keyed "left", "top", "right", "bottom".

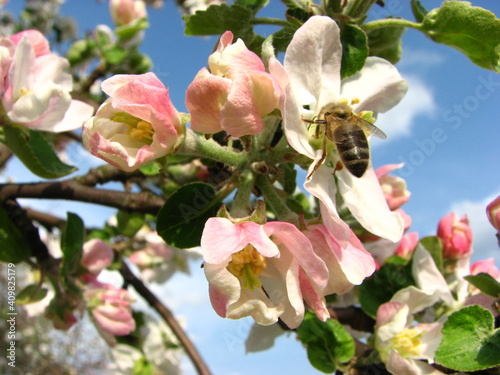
[
  {"left": 83, "top": 73, "right": 184, "bottom": 172},
  {"left": 486, "top": 195, "right": 500, "bottom": 232},
  {"left": 81, "top": 239, "right": 114, "bottom": 276},
  {"left": 394, "top": 232, "right": 419, "bottom": 260},
  {"left": 437, "top": 212, "right": 473, "bottom": 260},
  {"left": 109, "top": 0, "right": 147, "bottom": 26},
  {"left": 375, "top": 163, "right": 411, "bottom": 210},
  {"left": 185, "top": 31, "right": 282, "bottom": 138},
  {"left": 470, "top": 258, "right": 500, "bottom": 280},
  {"left": 86, "top": 284, "right": 136, "bottom": 342}
]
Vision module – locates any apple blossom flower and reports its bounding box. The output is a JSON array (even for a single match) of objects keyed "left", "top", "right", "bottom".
[
  {"left": 110, "top": 0, "right": 147, "bottom": 26},
  {"left": 486, "top": 195, "right": 500, "bottom": 232},
  {"left": 85, "top": 283, "right": 136, "bottom": 345},
  {"left": 437, "top": 212, "right": 473, "bottom": 260},
  {"left": 83, "top": 72, "right": 184, "bottom": 172},
  {"left": 272, "top": 16, "right": 407, "bottom": 242},
  {"left": 200, "top": 217, "right": 329, "bottom": 328},
  {"left": 81, "top": 238, "right": 114, "bottom": 277},
  {"left": 185, "top": 31, "right": 281, "bottom": 137},
  {"left": 376, "top": 163, "right": 411, "bottom": 210},
  {"left": 1, "top": 30, "right": 94, "bottom": 132},
  {"left": 375, "top": 301, "right": 444, "bottom": 375}
]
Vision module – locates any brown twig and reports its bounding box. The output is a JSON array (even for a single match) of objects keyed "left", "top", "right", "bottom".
[
  {"left": 120, "top": 262, "right": 213, "bottom": 375},
  {"left": 0, "top": 179, "right": 164, "bottom": 215}
]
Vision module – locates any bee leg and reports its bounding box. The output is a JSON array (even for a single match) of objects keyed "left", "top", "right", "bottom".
[{"left": 306, "top": 127, "right": 327, "bottom": 180}]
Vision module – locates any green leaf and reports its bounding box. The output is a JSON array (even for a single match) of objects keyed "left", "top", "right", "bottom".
[
  {"left": 0, "top": 206, "right": 32, "bottom": 263},
  {"left": 103, "top": 45, "right": 127, "bottom": 65},
  {"left": 184, "top": 4, "right": 253, "bottom": 38},
  {"left": 271, "top": 25, "right": 299, "bottom": 53},
  {"left": 115, "top": 17, "right": 149, "bottom": 41},
  {"left": 16, "top": 284, "right": 48, "bottom": 305},
  {"left": 359, "top": 257, "right": 415, "bottom": 317},
  {"left": 340, "top": 23, "right": 368, "bottom": 79},
  {"left": 367, "top": 21, "right": 405, "bottom": 64},
  {"left": 116, "top": 211, "right": 145, "bottom": 238},
  {"left": 235, "top": 0, "right": 269, "bottom": 12},
  {"left": 2, "top": 126, "right": 76, "bottom": 179},
  {"left": 411, "top": 0, "right": 428, "bottom": 23},
  {"left": 156, "top": 183, "right": 220, "bottom": 248},
  {"left": 421, "top": 1, "right": 500, "bottom": 72},
  {"left": 435, "top": 305, "right": 500, "bottom": 371},
  {"left": 297, "top": 312, "right": 355, "bottom": 373},
  {"left": 464, "top": 273, "right": 500, "bottom": 297},
  {"left": 418, "top": 236, "right": 443, "bottom": 274},
  {"left": 61, "top": 212, "right": 85, "bottom": 276}
]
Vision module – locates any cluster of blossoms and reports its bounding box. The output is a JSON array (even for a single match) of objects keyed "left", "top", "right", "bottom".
[
  {"left": 81, "top": 15, "right": 410, "bottom": 329},
  {"left": 0, "top": 29, "right": 93, "bottom": 132}
]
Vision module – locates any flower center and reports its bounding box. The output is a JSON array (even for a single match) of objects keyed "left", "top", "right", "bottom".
[
  {"left": 111, "top": 112, "right": 155, "bottom": 143},
  {"left": 227, "top": 244, "right": 267, "bottom": 290},
  {"left": 390, "top": 328, "right": 423, "bottom": 358}
]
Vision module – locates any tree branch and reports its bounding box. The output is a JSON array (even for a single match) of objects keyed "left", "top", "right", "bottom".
[
  {"left": 0, "top": 179, "right": 164, "bottom": 215},
  {"left": 119, "top": 262, "right": 213, "bottom": 375}
]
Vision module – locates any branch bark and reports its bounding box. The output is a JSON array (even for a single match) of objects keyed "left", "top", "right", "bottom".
[
  {"left": 120, "top": 262, "right": 213, "bottom": 375},
  {"left": 0, "top": 179, "right": 164, "bottom": 215}
]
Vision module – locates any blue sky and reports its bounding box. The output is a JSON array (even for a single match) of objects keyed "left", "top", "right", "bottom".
[{"left": 2, "top": 1, "right": 500, "bottom": 374}]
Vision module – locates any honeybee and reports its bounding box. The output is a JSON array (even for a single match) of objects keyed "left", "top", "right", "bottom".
[{"left": 303, "top": 101, "right": 387, "bottom": 179}]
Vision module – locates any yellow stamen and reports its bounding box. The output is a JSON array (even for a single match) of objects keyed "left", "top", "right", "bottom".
[
  {"left": 126, "top": 120, "right": 154, "bottom": 141},
  {"left": 338, "top": 98, "right": 349, "bottom": 105},
  {"left": 227, "top": 244, "right": 267, "bottom": 290},
  {"left": 351, "top": 97, "right": 360, "bottom": 105},
  {"left": 391, "top": 328, "right": 423, "bottom": 358}
]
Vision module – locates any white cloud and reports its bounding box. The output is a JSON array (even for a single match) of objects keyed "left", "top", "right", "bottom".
[
  {"left": 399, "top": 49, "right": 446, "bottom": 69},
  {"left": 373, "top": 75, "right": 436, "bottom": 145},
  {"left": 449, "top": 193, "right": 500, "bottom": 265}
]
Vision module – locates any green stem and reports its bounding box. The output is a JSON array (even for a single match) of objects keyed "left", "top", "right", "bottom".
[
  {"left": 363, "top": 18, "right": 423, "bottom": 32},
  {"left": 252, "top": 17, "right": 291, "bottom": 28},
  {"left": 177, "top": 129, "right": 247, "bottom": 169},
  {"left": 256, "top": 175, "right": 295, "bottom": 223},
  {"left": 230, "top": 171, "right": 255, "bottom": 218}
]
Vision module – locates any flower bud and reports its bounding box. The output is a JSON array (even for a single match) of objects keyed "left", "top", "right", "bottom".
[
  {"left": 375, "top": 163, "right": 411, "bottom": 210},
  {"left": 81, "top": 238, "right": 114, "bottom": 276},
  {"left": 185, "top": 31, "right": 281, "bottom": 138},
  {"left": 394, "top": 232, "right": 419, "bottom": 260},
  {"left": 110, "top": 0, "right": 147, "bottom": 26},
  {"left": 470, "top": 258, "right": 500, "bottom": 280},
  {"left": 437, "top": 212, "right": 473, "bottom": 260},
  {"left": 486, "top": 195, "right": 500, "bottom": 232}
]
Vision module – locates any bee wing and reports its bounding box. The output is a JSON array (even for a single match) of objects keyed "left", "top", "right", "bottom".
[{"left": 356, "top": 117, "right": 387, "bottom": 140}]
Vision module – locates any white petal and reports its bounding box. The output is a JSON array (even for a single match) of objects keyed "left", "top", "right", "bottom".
[
  {"left": 284, "top": 16, "right": 342, "bottom": 113},
  {"left": 49, "top": 99, "right": 95, "bottom": 132},
  {"left": 341, "top": 57, "right": 408, "bottom": 115},
  {"left": 337, "top": 165, "right": 404, "bottom": 242},
  {"left": 391, "top": 286, "right": 441, "bottom": 314},
  {"left": 412, "top": 245, "right": 454, "bottom": 305}
]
